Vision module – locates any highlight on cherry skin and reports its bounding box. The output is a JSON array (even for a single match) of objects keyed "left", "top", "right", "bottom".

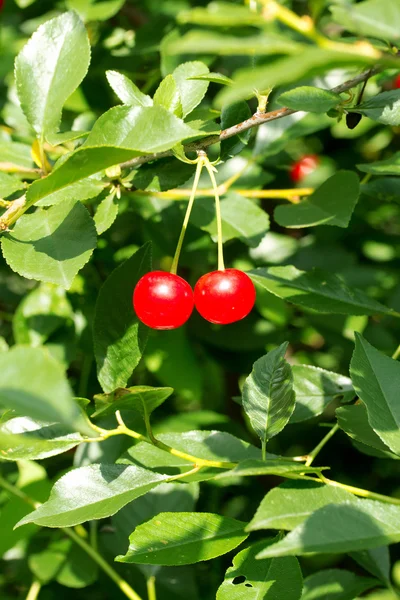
[
  {"left": 290, "top": 154, "right": 319, "bottom": 183},
  {"left": 133, "top": 271, "right": 194, "bottom": 330},
  {"left": 194, "top": 269, "right": 256, "bottom": 325}
]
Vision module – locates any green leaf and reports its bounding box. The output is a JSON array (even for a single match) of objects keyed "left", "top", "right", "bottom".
[
  {"left": 121, "top": 430, "right": 262, "bottom": 469},
  {"left": 29, "top": 538, "right": 98, "bottom": 587},
  {"left": 154, "top": 75, "right": 183, "bottom": 117},
  {"left": 249, "top": 266, "right": 395, "bottom": 316},
  {"left": 169, "top": 30, "right": 300, "bottom": 56},
  {"left": 15, "top": 12, "right": 90, "bottom": 138},
  {"left": 351, "top": 546, "right": 391, "bottom": 583},
  {"left": 358, "top": 152, "right": 400, "bottom": 175},
  {"left": 0, "top": 172, "right": 25, "bottom": 198},
  {"left": 0, "top": 464, "right": 51, "bottom": 557},
  {"left": 220, "top": 101, "right": 252, "bottom": 160},
  {"left": 189, "top": 72, "right": 233, "bottom": 86},
  {"left": 27, "top": 147, "right": 140, "bottom": 206},
  {"left": 178, "top": 2, "right": 266, "bottom": 26},
  {"left": 331, "top": 0, "right": 400, "bottom": 44},
  {"left": 190, "top": 192, "right": 270, "bottom": 247},
  {"left": 350, "top": 334, "right": 400, "bottom": 456},
  {"left": 352, "top": 90, "right": 400, "bottom": 125},
  {"left": 254, "top": 112, "right": 332, "bottom": 158},
  {"left": 117, "top": 512, "right": 248, "bottom": 565},
  {"left": 112, "top": 481, "right": 199, "bottom": 547},
  {"left": 94, "top": 192, "right": 119, "bottom": 234},
  {"left": 93, "top": 243, "right": 152, "bottom": 393},
  {"left": 257, "top": 498, "right": 400, "bottom": 558},
  {"left": 362, "top": 177, "right": 400, "bottom": 202},
  {"left": 130, "top": 158, "right": 193, "bottom": 192},
  {"left": 301, "top": 569, "right": 378, "bottom": 600},
  {"left": 66, "top": 0, "right": 125, "bottom": 22},
  {"left": 172, "top": 61, "right": 209, "bottom": 118},
  {"left": 144, "top": 328, "right": 203, "bottom": 403},
  {"left": 36, "top": 176, "right": 105, "bottom": 207},
  {"left": 1, "top": 199, "right": 97, "bottom": 288},
  {"left": 27, "top": 107, "right": 202, "bottom": 206},
  {"left": 92, "top": 386, "right": 173, "bottom": 420},
  {"left": 0, "top": 346, "right": 93, "bottom": 435},
  {"left": 247, "top": 480, "right": 354, "bottom": 532},
  {"left": 0, "top": 140, "right": 33, "bottom": 170},
  {"left": 291, "top": 365, "right": 354, "bottom": 423},
  {"left": 217, "top": 540, "right": 303, "bottom": 600},
  {"left": 46, "top": 130, "right": 89, "bottom": 146},
  {"left": 336, "top": 404, "right": 398, "bottom": 459},
  {"left": 86, "top": 105, "right": 201, "bottom": 150},
  {"left": 242, "top": 343, "right": 295, "bottom": 444},
  {"left": 106, "top": 70, "right": 153, "bottom": 107},
  {"left": 216, "top": 48, "right": 372, "bottom": 107},
  {"left": 277, "top": 86, "right": 341, "bottom": 113},
  {"left": 274, "top": 171, "right": 360, "bottom": 228},
  {"left": 17, "top": 464, "right": 168, "bottom": 528},
  {"left": 13, "top": 283, "right": 74, "bottom": 347},
  {"left": 216, "top": 459, "right": 326, "bottom": 480},
  {"left": 0, "top": 416, "right": 83, "bottom": 461}
]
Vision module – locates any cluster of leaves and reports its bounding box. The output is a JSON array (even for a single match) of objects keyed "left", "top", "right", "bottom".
[{"left": 2, "top": 0, "right": 400, "bottom": 599}]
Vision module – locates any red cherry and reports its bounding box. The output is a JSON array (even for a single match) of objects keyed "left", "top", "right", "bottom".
[
  {"left": 133, "top": 271, "right": 194, "bottom": 330},
  {"left": 393, "top": 74, "right": 400, "bottom": 89},
  {"left": 290, "top": 154, "right": 319, "bottom": 183},
  {"left": 194, "top": 269, "right": 256, "bottom": 325}
]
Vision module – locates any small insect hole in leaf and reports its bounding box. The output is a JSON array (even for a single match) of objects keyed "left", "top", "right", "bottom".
[{"left": 232, "top": 576, "right": 246, "bottom": 585}]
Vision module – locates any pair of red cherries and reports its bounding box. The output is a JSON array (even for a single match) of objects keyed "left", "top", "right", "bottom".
[{"left": 133, "top": 268, "right": 256, "bottom": 330}]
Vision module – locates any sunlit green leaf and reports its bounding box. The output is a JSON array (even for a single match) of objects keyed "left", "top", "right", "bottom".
[
  {"left": 274, "top": 171, "right": 360, "bottom": 228},
  {"left": 350, "top": 334, "right": 400, "bottom": 456},
  {"left": 250, "top": 266, "right": 395, "bottom": 316},
  {"left": 93, "top": 243, "right": 152, "bottom": 392},
  {"left": 2, "top": 199, "right": 97, "bottom": 288},
  {"left": 242, "top": 343, "right": 295, "bottom": 444},
  {"left": 217, "top": 540, "right": 303, "bottom": 600},
  {"left": 117, "top": 512, "right": 248, "bottom": 565},
  {"left": 17, "top": 464, "right": 168, "bottom": 528},
  {"left": 15, "top": 12, "right": 90, "bottom": 138}
]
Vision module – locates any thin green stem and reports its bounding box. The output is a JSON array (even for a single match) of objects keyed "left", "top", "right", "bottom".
[
  {"left": 78, "top": 354, "right": 93, "bottom": 399},
  {"left": 26, "top": 579, "right": 41, "bottom": 600},
  {"left": 305, "top": 423, "right": 339, "bottom": 467},
  {"left": 166, "top": 465, "right": 202, "bottom": 482},
  {"left": 392, "top": 344, "right": 400, "bottom": 360},
  {"left": 63, "top": 527, "right": 143, "bottom": 600},
  {"left": 360, "top": 173, "right": 372, "bottom": 185},
  {"left": 261, "top": 440, "right": 267, "bottom": 462},
  {"left": 0, "top": 474, "right": 40, "bottom": 508},
  {"left": 111, "top": 412, "right": 235, "bottom": 469},
  {"left": 203, "top": 158, "right": 225, "bottom": 271},
  {"left": 170, "top": 156, "right": 204, "bottom": 275},
  {"left": 0, "top": 474, "right": 143, "bottom": 600},
  {"left": 320, "top": 475, "right": 400, "bottom": 506},
  {"left": 39, "top": 138, "right": 48, "bottom": 176},
  {"left": 147, "top": 576, "right": 157, "bottom": 600}
]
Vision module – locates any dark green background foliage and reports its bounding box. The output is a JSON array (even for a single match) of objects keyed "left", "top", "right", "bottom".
[{"left": 2, "top": 0, "right": 400, "bottom": 599}]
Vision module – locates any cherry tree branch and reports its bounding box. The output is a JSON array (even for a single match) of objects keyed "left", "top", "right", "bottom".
[{"left": 120, "top": 66, "right": 379, "bottom": 171}]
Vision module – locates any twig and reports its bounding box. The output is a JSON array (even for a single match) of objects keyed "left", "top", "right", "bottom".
[{"left": 120, "top": 67, "right": 380, "bottom": 171}]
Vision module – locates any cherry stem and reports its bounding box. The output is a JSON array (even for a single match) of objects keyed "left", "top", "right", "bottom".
[
  {"left": 170, "top": 156, "right": 204, "bottom": 275},
  {"left": 203, "top": 157, "right": 225, "bottom": 271}
]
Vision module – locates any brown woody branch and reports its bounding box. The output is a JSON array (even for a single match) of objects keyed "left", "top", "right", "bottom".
[{"left": 120, "top": 66, "right": 379, "bottom": 171}]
